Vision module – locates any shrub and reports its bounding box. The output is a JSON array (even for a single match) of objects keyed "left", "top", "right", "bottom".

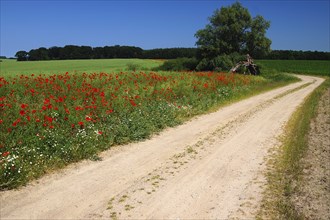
[
  {"left": 155, "top": 58, "right": 199, "bottom": 71},
  {"left": 195, "top": 58, "right": 213, "bottom": 71},
  {"left": 126, "top": 63, "right": 142, "bottom": 71},
  {"left": 196, "top": 53, "right": 245, "bottom": 72},
  {"left": 212, "top": 55, "right": 234, "bottom": 71}
]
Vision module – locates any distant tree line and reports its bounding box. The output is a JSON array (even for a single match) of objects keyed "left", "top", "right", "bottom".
[
  {"left": 14, "top": 45, "right": 329, "bottom": 62},
  {"left": 15, "top": 45, "right": 197, "bottom": 61},
  {"left": 263, "top": 50, "right": 330, "bottom": 60},
  {"left": 142, "top": 48, "right": 197, "bottom": 59}
]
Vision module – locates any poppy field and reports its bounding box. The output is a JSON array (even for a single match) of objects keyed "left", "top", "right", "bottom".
[{"left": 0, "top": 67, "right": 295, "bottom": 189}]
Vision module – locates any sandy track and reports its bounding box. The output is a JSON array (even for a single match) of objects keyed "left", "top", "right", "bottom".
[{"left": 0, "top": 75, "right": 324, "bottom": 219}]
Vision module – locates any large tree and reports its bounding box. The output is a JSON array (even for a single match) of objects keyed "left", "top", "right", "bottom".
[
  {"left": 195, "top": 2, "right": 271, "bottom": 59},
  {"left": 28, "top": 47, "right": 49, "bottom": 61},
  {"left": 15, "top": 50, "right": 29, "bottom": 61}
]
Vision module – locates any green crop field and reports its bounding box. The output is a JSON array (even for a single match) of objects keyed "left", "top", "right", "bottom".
[
  {"left": 0, "top": 59, "right": 163, "bottom": 77},
  {"left": 257, "top": 60, "right": 330, "bottom": 76}
]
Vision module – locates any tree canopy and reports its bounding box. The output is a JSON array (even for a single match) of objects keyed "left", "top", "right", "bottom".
[
  {"left": 14, "top": 46, "right": 197, "bottom": 61},
  {"left": 195, "top": 2, "right": 271, "bottom": 59},
  {"left": 15, "top": 51, "right": 29, "bottom": 61}
]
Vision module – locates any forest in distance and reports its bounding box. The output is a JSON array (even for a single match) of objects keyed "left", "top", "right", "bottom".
[{"left": 12, "top": 45, "right": 330, "bottom": 61}]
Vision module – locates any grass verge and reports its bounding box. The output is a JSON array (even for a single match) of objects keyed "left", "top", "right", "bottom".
[{"left": 257, "top": 77, "right": 330, "bottom": 219}]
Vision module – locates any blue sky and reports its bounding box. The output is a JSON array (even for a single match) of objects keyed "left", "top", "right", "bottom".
[{"left": 0, "top": 0, "right": 329, "bottom": 57}]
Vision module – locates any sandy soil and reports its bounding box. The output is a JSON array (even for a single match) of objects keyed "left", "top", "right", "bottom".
[
  {"left": 0, "top": 75, "right": 324, "bottom": 219},
  {"left": 292, "top": 87, "right": 330, "bottom": 219}
]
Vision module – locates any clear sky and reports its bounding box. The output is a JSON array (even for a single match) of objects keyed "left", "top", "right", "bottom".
[{"left": 0, "top": 0, "right": 329, "bottom": 57}]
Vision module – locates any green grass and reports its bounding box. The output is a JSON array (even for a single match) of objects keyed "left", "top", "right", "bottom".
[
  {"left": 0, "top": 59, "right": 163, "bottom": 77},
  {"left": 257, "top": 60, "right": 330, "bottom": 76},
  {"left": 258, "top": 77, "right": 330, "bottom": 219}
]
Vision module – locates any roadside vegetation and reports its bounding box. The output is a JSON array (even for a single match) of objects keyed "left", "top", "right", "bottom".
[
  {"left": 258, "top": 77, "right": 330, "bottom": 219},
  {"left": 0, "top": 59, "right": 298, "bottom": 189}
]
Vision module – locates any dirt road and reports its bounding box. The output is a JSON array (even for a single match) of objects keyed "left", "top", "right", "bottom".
[{"left": 0, "top": 75, "right": 324, "bottom": 219}]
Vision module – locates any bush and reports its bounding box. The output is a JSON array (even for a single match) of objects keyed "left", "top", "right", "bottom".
[
  {"left": 126, "top": 63, "right": 142, "bottom": 71},
  {"left": 195, "top": 58, "right": 213, "bottom": 71},
  {"left": 212, "top": 55, "right": 233, "bottom": 71},
  {"left": 196, "top": 53, "right": 246, "bottom": 71},
  {"left": 155, "top": 58, "right": 199, "bottom": 71},
  {"left": 155, "top": 54, "right": 249, "bottom": 72}
]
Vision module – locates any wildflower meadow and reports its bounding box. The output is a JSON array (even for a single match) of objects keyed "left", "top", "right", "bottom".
[{"left": 0, "top": 70, "right": 273, "bottom": 188}]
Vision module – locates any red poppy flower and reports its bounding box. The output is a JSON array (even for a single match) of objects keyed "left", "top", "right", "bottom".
[
  {"left": 21, "top": 103, "right": 28, "bottom": 109},
  {"left": 19, "top": 110, "right": 26, "bottom": 116},
  {"left": 130, "top": 100, "right": 137, "bottom": 107},
  {"left": 106, "top": 109, "right": 113, "bottom": 114},
  {"left": 57, "top": 97, "right": 64, "bottom": 102},
  {"left": 75, "top": 106, "right": 83, "bottom": 111},
  {"left": 44, "top": 116, "right": 53, "bottom": 123},
  {"left": 2, "top": 151, "right": 10, "bottom": 157},
  {"left": 44, "top": 98, "right": 50, "bottom": 104},
  {"left": 12, "top": 118, "right": 21, "bottom": 126},
  {"left": 85, "top": 116, "right": 92, "bottom": 121},
  {"left": 78, "top": 121, "right": 84, "bottom": 126}
]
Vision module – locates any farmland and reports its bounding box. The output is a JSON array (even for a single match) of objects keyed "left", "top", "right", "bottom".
[
  {"left": 0, "top": 59, "right": 297, "bottom": 189},
  {"left": 0, "top": 59, "right": 163, "bottom": 77},
  {"left": 257, "top": 60, "right": 330, "bottom": 76}
]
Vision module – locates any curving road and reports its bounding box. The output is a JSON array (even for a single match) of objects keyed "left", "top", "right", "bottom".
[{"left": 0, "top": 75, "right": 324, "bottom": 219}]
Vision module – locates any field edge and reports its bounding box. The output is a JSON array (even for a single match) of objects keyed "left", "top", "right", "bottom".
[{"left": 257, "top": 76, "right": 329, "bottom": 219}]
